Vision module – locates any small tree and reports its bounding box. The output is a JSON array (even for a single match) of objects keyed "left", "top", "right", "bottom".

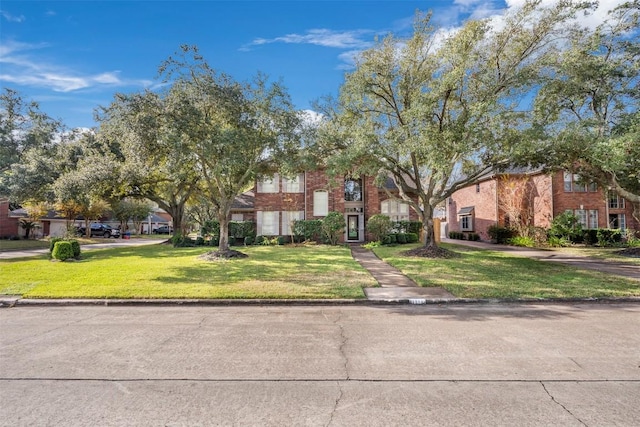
[
  {"left": 19, "top": 201, "right": 48, "bottom": 239},
  {"left": 366, "top": 214, "right": 392, "bottom": 242},
  {"left": 322, "top": 212, "right": 345, "bottom": 245}
]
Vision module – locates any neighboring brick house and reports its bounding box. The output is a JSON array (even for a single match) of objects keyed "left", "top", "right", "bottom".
[
  {"left": 448, "top": 170, "right": 639, "bottom": 240},
  {"left": 253, "top": 171, "right": 419, "bottom": 243},
  {"left": 0, "top": 199, "right": 20, "bottom": 239}
]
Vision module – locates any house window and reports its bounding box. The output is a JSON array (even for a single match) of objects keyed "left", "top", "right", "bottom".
[
  {"left": 567, "top": 209, "right": 598, "bottom": 229},
  {"left": 563, "top": 172, "right": 598, "bottom": 193},
  {"left": 231, "top": 213, "right": 243, "bottom": 221},
  {"left": 609, "top": 194, "right": 625, "bottom": 209},
  {"left": 457, "top": 206, "right": 474, "bottom": 231},
  {"left": 282, "top": 174, "right": 304, "bottom": 193},
  {"left": 461, "top": 215, "right": 472, "bottom": 231},
  {"left": 313, "top": 190, "right": 329, "bottom": 217},
  {"left": 257, "top": 211, "right": 279, "bottom": 236},
  {"left": 573, "top": 175, "right": 587, "bottom": 192},
  {"left": 281, "top": 211, "right": 304, "bottom": 236},
  {"left": 563, "top": 172, "right": 572, "bottom": 192},
  {"left": 588, "top": 209, "right": 598, "bottom": 229},
  {"left": 344, "top": 178, "right": 362, "bottom": 202},
  {"left": 563, "top": 172, "right": 595, "bottom": 192},
  {"left": 609, "top": 214, "right": 626, "bottom": 231},
  {"left": 381, "top": 199, "right": 409, "bottom": 221},
  {"left": 257, "top": 174, "right": 279, "bottom": 193},
  {"left": 574, "top": 209, "right": 587, "bottom": 228}
]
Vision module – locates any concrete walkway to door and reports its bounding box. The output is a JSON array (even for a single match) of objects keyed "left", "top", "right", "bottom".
[{"left": 349, "top": 245, "right": 456, "bottom": 302}]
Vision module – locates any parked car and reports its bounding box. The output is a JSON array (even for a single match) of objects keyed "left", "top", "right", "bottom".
[
  {"left": 76, "top": 223, "right": 120, "bottom": 238},
  {"left": 152, "top": 225, "right": 173, "bottom": 234}
]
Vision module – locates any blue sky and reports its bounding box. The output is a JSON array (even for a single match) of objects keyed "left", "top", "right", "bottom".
[{"left": 0, "top": 0, "right": 623, "bottom": 129}]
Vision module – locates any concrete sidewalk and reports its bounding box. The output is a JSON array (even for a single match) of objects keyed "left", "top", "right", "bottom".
[{"left": 350, "top": 245, "right": 456, "bottom": 302}]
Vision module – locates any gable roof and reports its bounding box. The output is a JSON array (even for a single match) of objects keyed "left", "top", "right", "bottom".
[{"left": 231, "top": 190, "right": 255, "bottom": 211}]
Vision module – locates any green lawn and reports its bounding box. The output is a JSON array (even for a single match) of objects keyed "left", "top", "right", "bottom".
[
  {"left": 0, "top": 239, "right": 50, "bottom": 251},
  {"left": 0, "top": 244, "right": 375, "bottom": 299},
  {"left": 373, "top": 243, "right": 640, "bottom": 299}
]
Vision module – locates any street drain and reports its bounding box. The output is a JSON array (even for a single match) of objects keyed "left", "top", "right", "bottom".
[{"left": 409, "top": 298, "right": 427, "bottom": 305}]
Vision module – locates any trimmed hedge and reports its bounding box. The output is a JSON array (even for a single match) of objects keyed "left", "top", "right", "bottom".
[
  {"left": 292, "top": 219, "right": 323, "bottom": 242},
  {"left": 52, "top": 241, "right": 74, "bottom": 261}
]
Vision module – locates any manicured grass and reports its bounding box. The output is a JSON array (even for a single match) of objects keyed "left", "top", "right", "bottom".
[
  {"left": 373, "top": 243, "right": 640, "bottom": 299},
  {"left": 0, "top": 239, "right": 50, "bottom": 251},
  {"left": 0, "top": 244, "right": 375, "bottom": 299}
]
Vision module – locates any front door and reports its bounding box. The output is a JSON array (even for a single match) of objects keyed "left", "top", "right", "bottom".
[{"left": 347, "top": 215, "right": 359, "bottom": 241}]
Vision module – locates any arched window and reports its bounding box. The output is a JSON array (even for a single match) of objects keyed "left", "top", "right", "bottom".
[{"left": 344, "top": 178, "right": 362, "bottom": 202}]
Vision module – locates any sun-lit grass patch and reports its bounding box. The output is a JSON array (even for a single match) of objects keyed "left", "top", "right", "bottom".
[
  {"left": 373, "top": 243, "right": 640, "bottom": 299},
  {"left": 0, "top": 244, "right": 375, "bottom": 299}
]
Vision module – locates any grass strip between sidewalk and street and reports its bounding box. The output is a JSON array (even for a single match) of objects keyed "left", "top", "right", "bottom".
[
  {"left": 0, "top": 244, "right": 375, "bottom": 299},
  {"left": 373, "top": 243, "right": 640, "bottom": 299}
]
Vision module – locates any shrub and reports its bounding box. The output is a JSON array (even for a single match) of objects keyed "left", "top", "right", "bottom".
[
  {"left": 549, "top": 212, "right": 583, "bottom": 242},
  {"left": 396, "top": 233, "right": 408, "bottom": 244},
  {"left": 195, "top": 236, "right": 205, "bottom": 246},
  {"left": 583, "top": 229, "right": 599, "bottom": 246},
  {"left": 547, "top": 236, "right": 571, "bottom": 247},
  {"left": 171, "top": 233, "right": 195, "bottom": 247},
  {"left": 507, "top": 236, "right": 535, "bottom": 247},
  {"left": 69, "top": 240, "right": 81, "bottom": 258},
  {"left": 466, "top": 233, "right": 481, "bottom": 241},
  {"left": 384, "top": 234, "right": 397, "bottom": 245},
  {"left": 277, "top": 236, "right": 288, "bottom": 245},
  {"left": 487, "top": 225, "right": 516, "bottom": 244},
  {"left": 229, "top": 221, "right": 256, "bottom": 239},
  {"left": 52, "top": 241, "right": 74, "bottom": 261},
  {"left": 406, "top": 232, "right": 419, "bottom": 243},
  {"left": 293, "top": 219, "right": 323, "bottom": 242},
  {"left": 201, "top": 220, "right": 220, "bottom": 238},
  {"left": 322, "top": 212, "right": 346, "bottom": 245},
  {"left": 244, "top": 236, "right": 254, "bottom": 246},
  {"left": 448, "top": 231, "right": 464, "bottom": 240},
  {"left": 391, "top": 220, "right": 422, "bottom": 234},
  {"left": 49, "top": 237, "right": 63, "bottom": 253},
  {"left": 597, "top": 228, "right": 623, "bottom": 247},
  {"left": 255, "top": 235, "right": 265, "bottom": 245},
  {"left": 367, "top": 214, "right": 392, "bottom": 242}
]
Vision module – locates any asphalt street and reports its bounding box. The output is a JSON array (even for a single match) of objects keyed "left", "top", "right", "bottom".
[{"left": 1, "top": 303, "right": 639, "bottom": 426}]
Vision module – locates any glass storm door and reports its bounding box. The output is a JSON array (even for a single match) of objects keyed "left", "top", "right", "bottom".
[{"left": 347, "top": 215, "right": 359, "bottom": 240}]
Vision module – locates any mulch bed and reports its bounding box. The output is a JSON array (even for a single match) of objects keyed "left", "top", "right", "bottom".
[
  {"left": 402, "top": 246, "right": 461, "bottom": 259},
  {"left": 616, "top": 247, "right": 640, "bottom": 258},
  {"left": 198, "top": 249, "right": 248, "bottom": 261}
]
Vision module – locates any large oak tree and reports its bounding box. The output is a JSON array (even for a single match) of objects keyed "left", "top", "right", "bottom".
[{"left": 317, "top": 1, "right": 586, "bottom": 249}]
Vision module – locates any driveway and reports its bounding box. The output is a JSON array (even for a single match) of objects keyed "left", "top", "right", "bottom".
[
  {"left": 0, "top": 238, "right": 163, "bottom": 260},
  {"left": 1, "top": 304, "right": 639, "bottom": 426},
  {"left": 443, "top": 238, "right": 640, "bottom": 281}
]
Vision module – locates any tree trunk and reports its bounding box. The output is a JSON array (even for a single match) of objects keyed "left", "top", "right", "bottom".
[
  {"left": 218, "top": 216, "right": 230, "bottom": 252},
  {"left": 421, "top": 205, "right": 438, "bottom": 248}
]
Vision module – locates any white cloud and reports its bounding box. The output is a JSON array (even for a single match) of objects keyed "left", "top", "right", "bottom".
[
  {"left": 0, "top": 39, "right": 150, "bottom": 92},
  {"left": 245, "top": 29, "right": 374, "bottom": 50},
  {"left": 1, "top": 10, "right": 25, "bottom": 23},
  {"left": 299, "top": 109, "right": 324, "bottom": 126}
]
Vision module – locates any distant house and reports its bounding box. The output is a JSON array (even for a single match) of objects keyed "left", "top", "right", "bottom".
[{"left": 448, "top": 170, "right": 638, "bottom": 240}]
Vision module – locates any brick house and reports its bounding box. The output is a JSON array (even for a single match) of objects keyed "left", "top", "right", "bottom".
[
  {"left": 448, "top": 170, "right": 639, "bottom": 240},
  {"left": 253, "top": 171, "right": 419, "bottom": 243}
]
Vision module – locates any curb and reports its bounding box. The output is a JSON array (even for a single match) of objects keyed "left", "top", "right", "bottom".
[{"left": 2, "top": 296, "right": 640, "bottom": 308}]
